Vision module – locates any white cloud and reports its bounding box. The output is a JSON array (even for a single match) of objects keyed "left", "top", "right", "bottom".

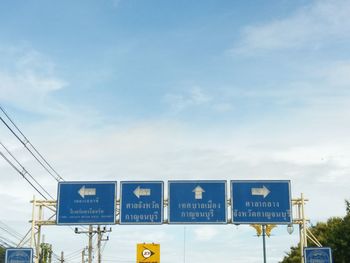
[
  {"left": 0, "top": 47, "right": 67, "bottom": 113},
  {"left": 232, "top": 0, "right": 350, "bottom": 54},
  {"left": 164, "top": 86, "right": 211, "bottom": 112},
  {"left": 216, "top": 59, "right": 350, "bottom": 112},
  {"left": 321, "top": 61, "right": 350, "bottom": 87},
  {"left": 212, "top": 102, "right": 234, "bottom": 112}
]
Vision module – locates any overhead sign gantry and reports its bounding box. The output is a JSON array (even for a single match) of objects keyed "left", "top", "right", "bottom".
[{"left": 55, "top": 180, "right": 292, "bottom": 225}]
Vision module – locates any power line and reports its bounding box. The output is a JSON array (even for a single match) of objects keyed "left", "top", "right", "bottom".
[
  {"left": 0, "top": 225, "right": 22, "bottom": 242},
  {"left": 64, "top": 248, "right": 85, "bottom": 260},
  {"left": 0, "top": 221, "right": 23, "bottom": 241},
  {"left": 0, "top": 149, "right": 48, "bottom": 200},
  {"left": 0, "top": 235, "right": 18, "bottom": 248},
  {"left": 0, "top": 105, "right": 62, "bottom": 200},
  {"left": 0, "top": 105, "right": 64, "bottom": 182},
  {"left": 0, "top": 106, "right": 90, "bottom": 251},
  {"left": 0, "top": 141, "right": 53, "bottom": 199}
]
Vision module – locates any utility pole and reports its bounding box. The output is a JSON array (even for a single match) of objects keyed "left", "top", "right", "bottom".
[
  {"left": 60, "top": 251, "right": 64, "bottom": 263},
  {"left": 75, "top": 226, "right": 94, "bottom": 263},
  {"left": 292, "top": 193, "right": 309, "bottom": 263},
  {"left": 82, "top": 248, "right": 86, "bottom": 263},
  {"left": 97, "top": 226, "right": 101, "bottom": 263},
  {"left": 97, "top": 226, "right": 112, "bottom": 263},
  {"left": 88, "top": 225, "right": 93, "bottom": 263},
  {"left": 75, "top": 225, "right": 112, "bottom": 263}
]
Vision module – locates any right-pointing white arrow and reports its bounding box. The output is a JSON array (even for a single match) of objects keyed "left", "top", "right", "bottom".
[{"left": 251, "top": 185, "right": 270, "bottom": 198}]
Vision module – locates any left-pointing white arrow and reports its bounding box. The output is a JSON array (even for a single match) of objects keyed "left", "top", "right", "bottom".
[
  {"left": 251, "top": 185, "right": 270, "bottom": 198},
  {"left": 78, "top": 186, "right": 96, "bottom": 198},
  {"left": 133, "top": 186, "right": 151, "bottom": 198}
]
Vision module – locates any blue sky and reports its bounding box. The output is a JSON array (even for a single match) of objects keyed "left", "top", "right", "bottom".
[{"left": 1, "top": 0, "right": 350, "bottom": 262}]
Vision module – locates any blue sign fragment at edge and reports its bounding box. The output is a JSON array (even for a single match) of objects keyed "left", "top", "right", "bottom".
[
  {"left": 231, "top": 180, "right": 292, "bottom": 224},
  {"left": 5, "top": 248, "right": 33, "bottom": 263},
  {"left": 168, "top": 180, "right": 227, "bottom": 224},
  {"left": 304, "top": 247, "right": 333, "bottom": 263},
  {"left": 120, "top": 181, "right": 164, "bottom": 224},
  {"left": 57, "top": 181, "right": 117, "bottom": 225}
]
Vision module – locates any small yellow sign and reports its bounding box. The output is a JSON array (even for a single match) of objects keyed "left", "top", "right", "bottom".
[{"left": 136, "top": 243, "right": 160, "bottom": 263}]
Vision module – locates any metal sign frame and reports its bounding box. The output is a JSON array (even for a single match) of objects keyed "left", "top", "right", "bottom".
[
  {"left": 5, "top": 248, "right": 33, "bottom": 263},
  {"left": 168, "top": 180, "right": 227, "bottom": 224},
  {"left": 56, "top": 181, "right": 117, "bottom": 225},
  {"left": 119, "top": 181, "right": 164, "bottom": 225},
  {"left": 231, "top": 180, "right": 292, "bottom": 225}
]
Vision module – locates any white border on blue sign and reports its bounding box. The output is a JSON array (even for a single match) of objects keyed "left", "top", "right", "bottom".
[
  {"left": 119, "top": 181, "right": 164, "bottom": 225},
  {"left": 56, "top": 181, "right": 117, "bottom": 225},
  {"left": 230, "top": 180, "right": 292, "bottom": 225},
  {"left": 5, "top": 248, "right": 33, "bottom": 263},
  {"left": 167, "top": 180, "right": 228, "bottom": 224},
  {"left": 304, "top": 247, "right": 333, "bottom": 263}
]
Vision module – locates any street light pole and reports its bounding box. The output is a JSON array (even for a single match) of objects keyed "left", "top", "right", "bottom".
[{"left": 262, "top": 225, "right": 267, "bottom": 263}]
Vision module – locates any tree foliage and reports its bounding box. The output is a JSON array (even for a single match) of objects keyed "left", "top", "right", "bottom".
[
  {"left": 0, "top": 246, "right": 5, "bottom": 263},
  {"left": 280, "top": 200, "right": 350, "bottom": 263},
  {"left": 280, "top": 244, "right": 301, "bottom": 263}
]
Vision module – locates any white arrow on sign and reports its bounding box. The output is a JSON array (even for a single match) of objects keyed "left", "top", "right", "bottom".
[
  {"left": 78, "top": 186, "right": 96, "bottom": 198},
  {"left": 142, "top": 248, "right": 154, "bottom": 259},
  {"left": 133, "top": 186, "right": 151, "bottom": 198},
  {"left": 192, "top": 185, "right": 205, "bottom": 200},
  {"left": 251, "top": 185, "right": 270, "bottom": 198}
]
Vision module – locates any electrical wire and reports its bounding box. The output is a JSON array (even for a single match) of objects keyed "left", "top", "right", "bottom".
[
  {"left": 0, "top": 106, "right": 64, "bottom": 182},
  {"left": 0, "top": 221, "right": 23, "bottom": 241},
  {"left": 101, "top": 238, "right": 107, "bottom": 253},
  {"left": 0, "top": 141, "right": 54, "bottom": 199},
  {"left": 0, "top": 106, "right": 92, "bottom": 253},
  {"left": 0, "top": 226, "right": 21, "bottom": 243},
  {"left": 0, "top": 113, "right": 64, "bottom": 183},
  {"left": 0, "top": 107, "right": 54, "bottom": 199},
  {"left": 0, "top": 149, "right": 48, "bottom": 200},
  {"left": 102, "top": 259, "right": 134, "bottom": 262},
  {"left": 0, "top": 235, "right": 17, "bottom": 247},
  {"left": 64, "top": 248, "right": 84, "bottom": 260},
  {"left": 51, "top": 252, "right": 62, "bottom": 262}
]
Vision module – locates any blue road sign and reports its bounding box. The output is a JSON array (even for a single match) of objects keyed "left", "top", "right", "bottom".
[
  {"left": 231, "top": 180, "right": 291, "bottom": 224},
  {"left": 120, "top": 181, "right": 164, "bottom": 224},
  {"left": 304, "top": 247, "right": 333, "bottom": 263},
  {"left": 5, "top": 248, "right": 33, "bottom": 263},
  {"left": 57, "top": 181, "right": 117, "bottom": 225},
  {"left": 168, "top": 180, "right": 227, "bottom": 224}
]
